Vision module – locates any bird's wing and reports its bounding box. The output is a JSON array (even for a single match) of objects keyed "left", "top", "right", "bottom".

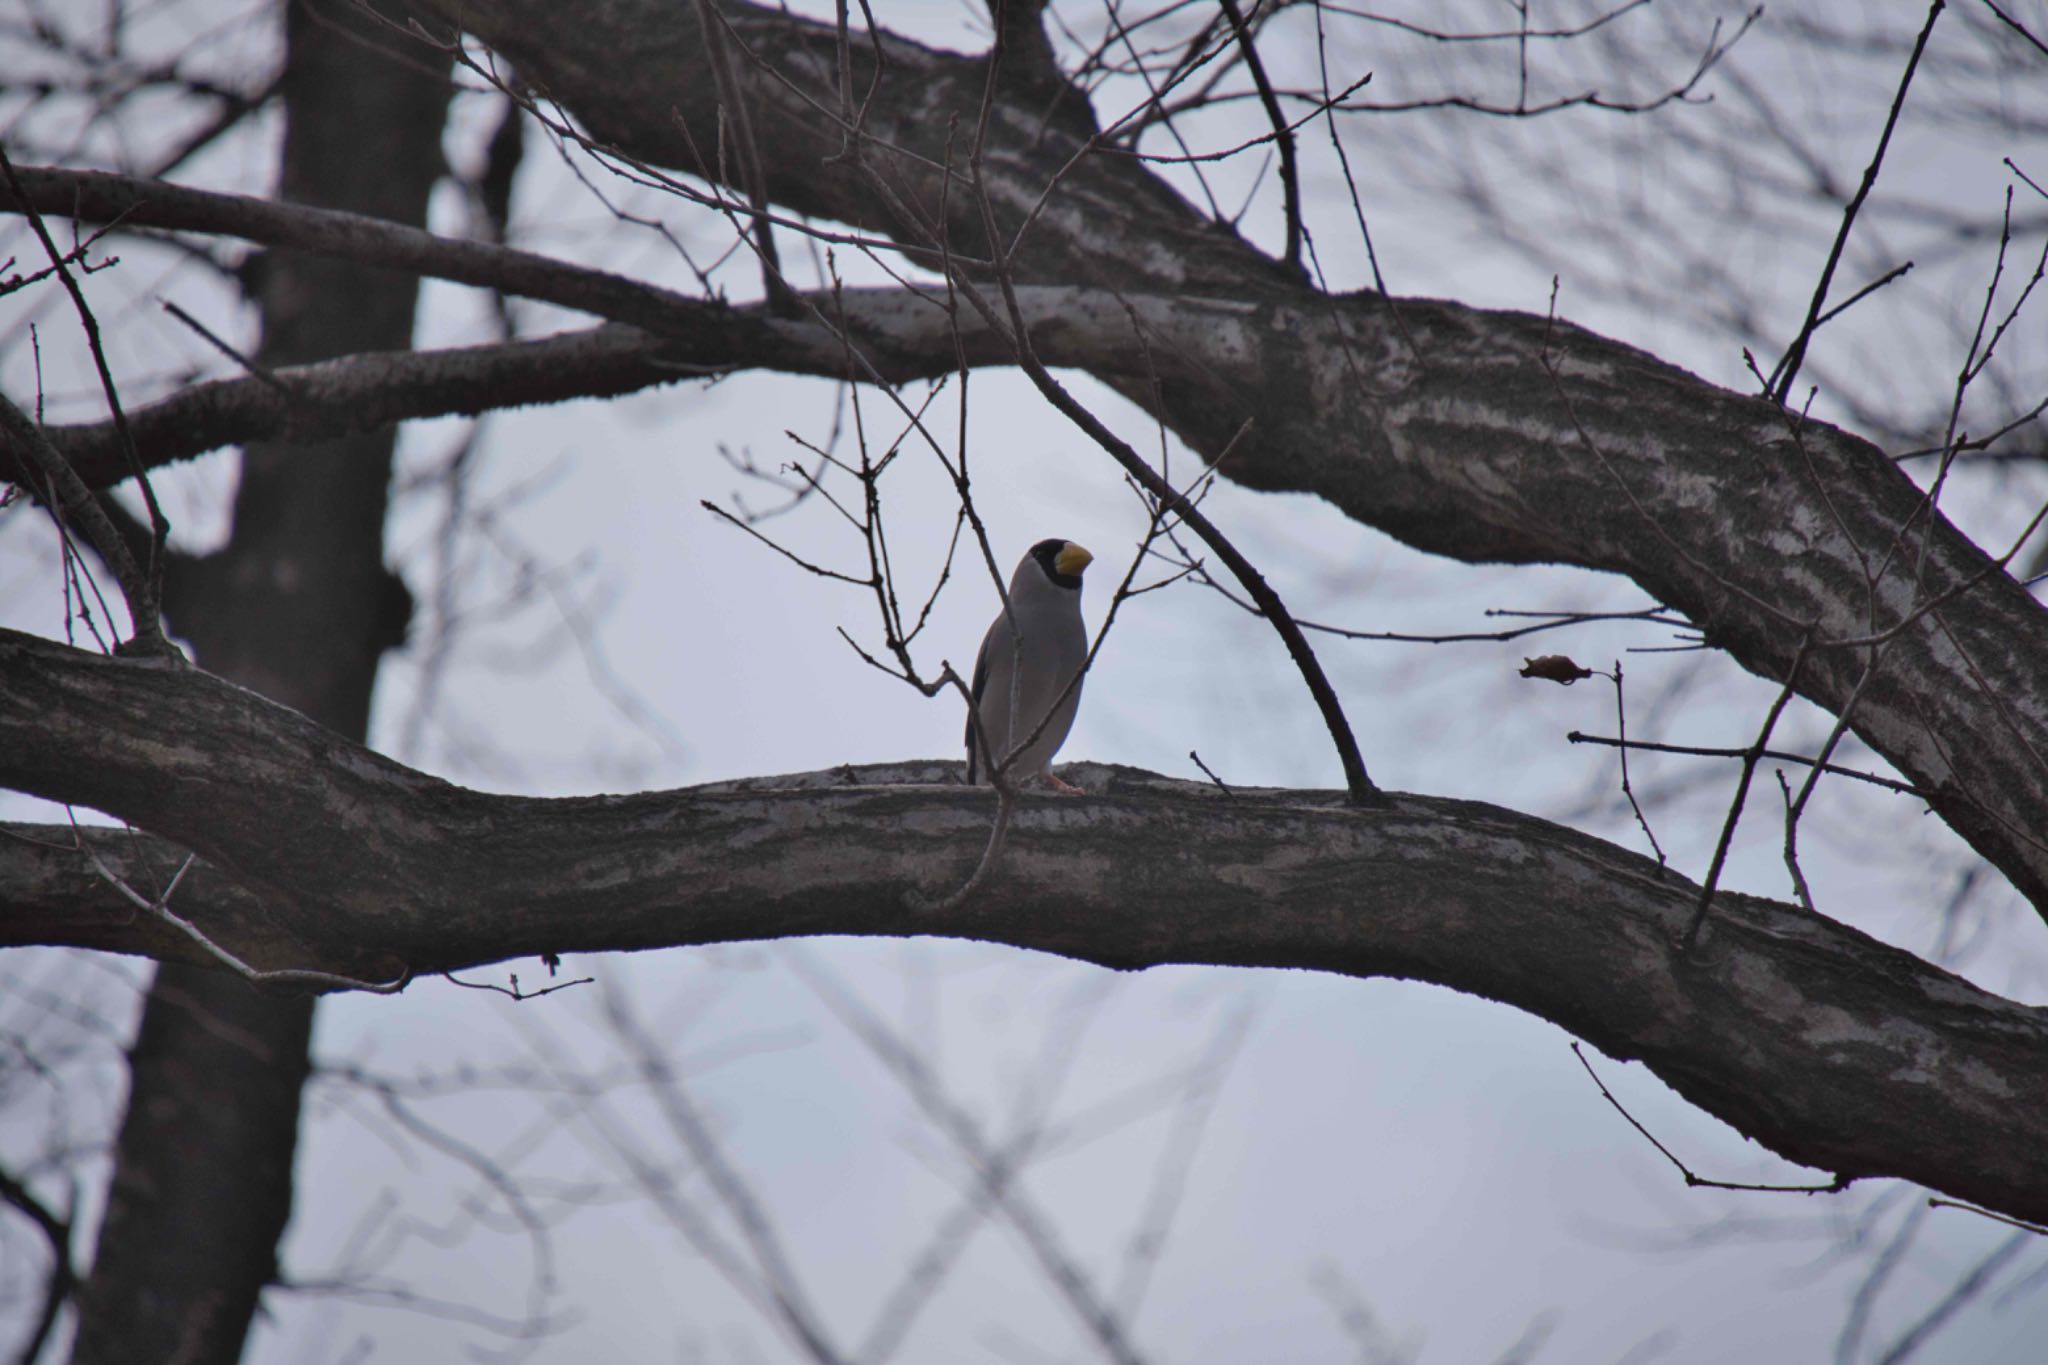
[{"left": 965, "top": 627, "right": 993, "bottom": 781}]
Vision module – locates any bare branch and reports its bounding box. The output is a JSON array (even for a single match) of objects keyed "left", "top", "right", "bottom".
[
  {"left": 3, "top": 632, "right": 2047, "bottom": 1226},
  {"left": 1770, "top": 1, "right": 1946, "bottom": 404},
  {"left": 1214, "top": 0, "right": 1303, "bottom": 273},
  {"left": 1571, "top": 1042, "right": 1851, "bottom": 1198}
]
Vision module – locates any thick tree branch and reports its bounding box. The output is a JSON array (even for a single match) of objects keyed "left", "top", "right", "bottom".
[
  {"left": 11, "top": 5, "right": 2048, "bottom": 967},
  {"left": 29, "top": 287, "right": 1240, "bottom": 484},
  {"left": 379, "top": 0, "right": 2048, "bottom": 922},
  {"left": 29, "top": 265, "right": 2048, "bottom": 935},
  {"left": 2, "top": 626, "right": 2046, "bottom": 1227},
  {"left": 33, "top": 325, "right": 699, "bottom": 485},
  {"left": 410, "top": 0, "right": 1253, "bottom": 295}
]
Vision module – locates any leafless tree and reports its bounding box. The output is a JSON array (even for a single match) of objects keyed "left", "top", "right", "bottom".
[{"left": 2, "top": 0, "right": 2046, "bottom": 1361}]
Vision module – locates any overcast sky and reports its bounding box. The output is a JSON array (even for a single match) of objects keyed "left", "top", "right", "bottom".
[{"left": 3, "top": 2, "right": 2046, "bottom": 1362}]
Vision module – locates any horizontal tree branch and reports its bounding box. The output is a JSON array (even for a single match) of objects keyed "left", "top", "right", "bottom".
[
  {"left": 24, "top": 231, "right": 2048, "bottom": 940},
  {"left": 19, "top": 273, "right": 1262, "bottom": 487},
  {"left": 2, "top": 625, "right": 2046, "bottom": 1226},
  {"left": 384, "top": 0, "right": 2048, "bottom": 925},
  {"left": 27, "top": 285, "right": 1234, "bottom": 483},
  {"left": 16, "top": 25, "right": 2032, "bottom": 927},
  {"left": 34, "top": 325, "right": 679, "bottom": 485}
]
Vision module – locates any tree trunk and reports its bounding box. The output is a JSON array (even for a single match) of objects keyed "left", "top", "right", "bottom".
[
  {"left": 64, "top": 5, "right": 448, "bottom": 1361},
  {"left": 2, "top": 0, "right": 2044, "bottom": 1304}
]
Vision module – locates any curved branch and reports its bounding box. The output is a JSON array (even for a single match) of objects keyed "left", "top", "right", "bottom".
[
  {"left": 387, "top": 0, "right": 2048, "bottom": 923},
  {"left": 1214, "top": 0, "right": 1302, "bottom": 273},
  {"left": 21, "top": 287, "right": 1223, "bottom": 483},
  {"left": 2, "top": 626, "right": 2046, "bottom": 1227},
  {"left": 30, "top": 271, "right": 2048, "bottom": 938},
  {"left": 13, "top": 6, "right": 2048, "bottom": 925}
]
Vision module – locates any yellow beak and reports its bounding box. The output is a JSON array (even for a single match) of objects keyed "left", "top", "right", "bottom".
[{"left": 1055, "top": 543, "right": 1093, "bottom": 576}]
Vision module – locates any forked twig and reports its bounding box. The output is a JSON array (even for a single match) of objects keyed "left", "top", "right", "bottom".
[
  {"left": 79, "top": 834, "right": 408, "bottom": 994},
  {"left": 1572, "top": 1043, "right": 1851, "bottom": 1198},
  {"left": 1566, "top": 733, "right": 1923, "bottom": 798},
  {"left": 1604, "top": 661, "right": 1666, "bottom": 869},
  {"left": 1769, "top": 0, "right": 1944, "bottom": 403},
  {"left": 0, "top": 145, "right": 175, "bottom": 656},
  {"left": 1215, "top": 0, "right": 1303, "bottom": 273},
  {"left": 1683, "top": 631, "right": 1814, "bottom": 952}
]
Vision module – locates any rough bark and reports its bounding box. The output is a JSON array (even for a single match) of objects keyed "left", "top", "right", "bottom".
[
  {"left": 366, "top": 0, "right": 2048, "bottom": 922},
  {"left": 61, "top": 5, "right": 450, "bottom": 1363},
  {"left": 1, "top": 0, "right": 2044, "bottom": 1316},
  {"left": 2, "top": 626, "right": 2045, "bottom": 1228},
  {"left": 11, "top": 3, "right": 2036, "bottom": 920}
]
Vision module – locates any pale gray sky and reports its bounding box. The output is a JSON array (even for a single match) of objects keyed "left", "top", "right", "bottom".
[{"left": 3, "top": 2, "right": 2046, "bottom": 1362}]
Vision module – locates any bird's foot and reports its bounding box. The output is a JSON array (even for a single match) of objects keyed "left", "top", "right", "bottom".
[{"left": 1043, "top": 771, "right": 1087, "bottom": 795}]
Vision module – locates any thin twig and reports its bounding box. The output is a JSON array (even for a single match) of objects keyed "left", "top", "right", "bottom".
[
  {"left": 159, "top": 298, "right": 294, "bottom": 394},
  {"left": 0, "top": 392, "right": 170, "bottom": 657},
  {"left": 1811, "top": 260, "right": 1914, "bottom": 332},
  {"left": 1769, "top": 0, "right": 1945, "bottom": 403},
  {"left": 1777, "top": 769, "right": 1817, "bottom": 914},
  {"left": 1683, "top": 631, "right": 1814, "bottom": 952},
  {"left": 80, "top": 838, "right": 408, "bottom": 994},
  {"left": 788, "top": 951, "right": 1150, "bottom": 1365},
  {"left": 691, "top": 0, "right": 793, "bottom": 312},
  {"left": 1565, "top": 733, "right": 1924, "bottom": 797},
  {"left": 443, "top": 969, "right": 595, "bottom": 1000},
  {"left": 1571, "top": 1043, "right": 1851, "bottom": 1197},
  {"left": 1924, "top": 1196, "right": 2048, "bottom": 1237},
  {"left": 0, "top": 145, "right": 172, "bottom": 616},
  {"left": 1603, "top": 661, "right": 1666, "bottom": 868},
  {"left": 1215, "top": 0, "right": 1303, "bottom": 273},
  {"left": 1189, "top": 750, "right": 1235, "bottom": 797},
  {"left": 1984, "top": 0, "right": 2048, "bottom": 58},
  {"left": 958, "top": 160, "right": 1374, "bottom": 799},
  {"left": 908, "top": 666, "right": 1020, "bottom": 914}
]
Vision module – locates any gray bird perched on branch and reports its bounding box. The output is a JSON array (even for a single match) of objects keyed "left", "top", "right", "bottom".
[{"left": 967, "top": 539, "right": 1093, "bottom": 792}]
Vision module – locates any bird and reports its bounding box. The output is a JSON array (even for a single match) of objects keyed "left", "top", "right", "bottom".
[{"left": 966, "top": 539, "right": 1093, "bottom": 792}]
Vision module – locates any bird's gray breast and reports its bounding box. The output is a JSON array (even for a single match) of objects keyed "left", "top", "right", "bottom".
[{"left": 976, "top": 594, "right": 1087, "bottom": 775}]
